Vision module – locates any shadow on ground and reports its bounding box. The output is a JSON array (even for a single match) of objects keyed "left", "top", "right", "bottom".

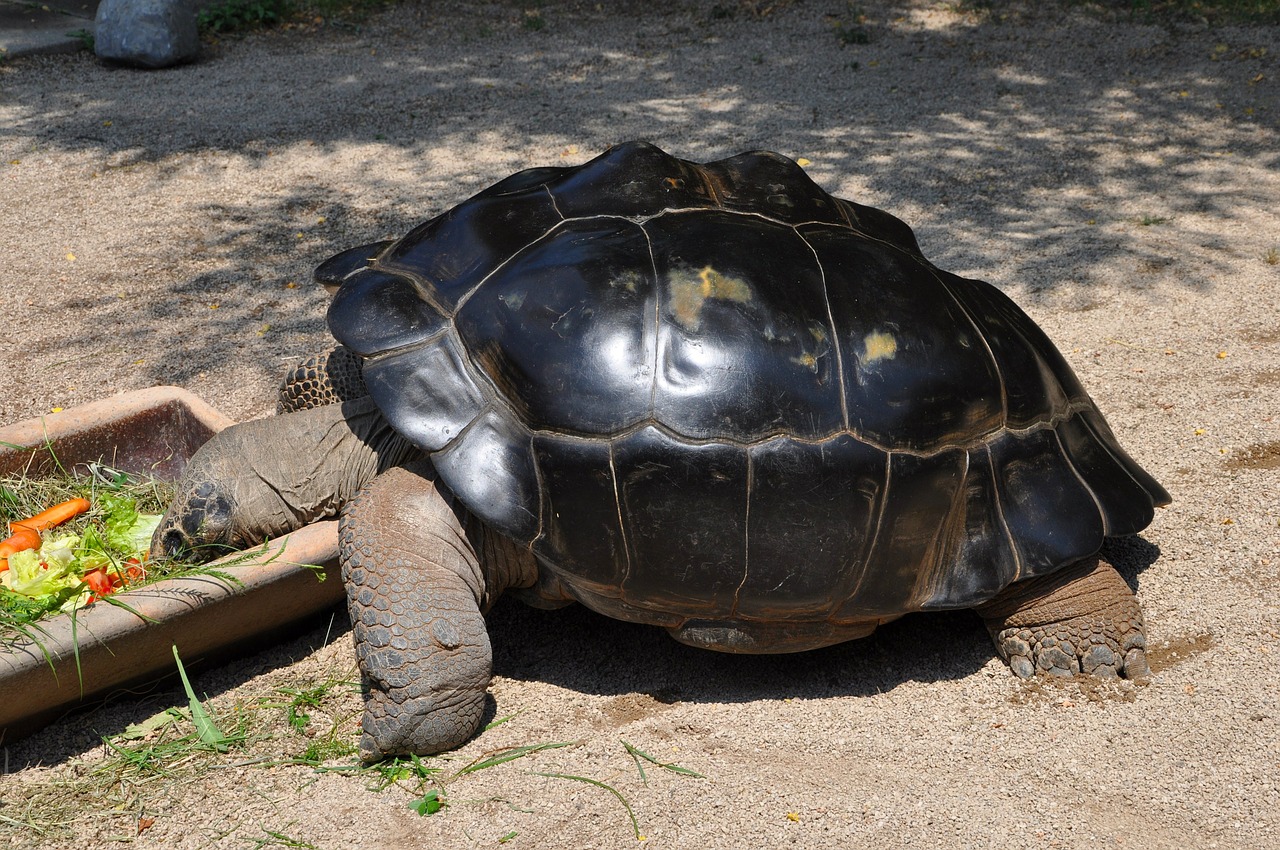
[{"left": 4, "top": 1, "right": 1276, "bottom": 307}]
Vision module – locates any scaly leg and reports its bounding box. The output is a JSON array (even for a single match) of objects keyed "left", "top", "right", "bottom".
[
  {"left": 341, "top": 460, "right": 536, "bottom": 761},
  {"left": 977, "top": 557, "right": 1149, "bottom": 680}
]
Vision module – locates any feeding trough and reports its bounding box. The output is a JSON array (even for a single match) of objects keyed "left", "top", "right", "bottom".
[{"left": 0, "top": 387, "right": 345, "bottom": 743}]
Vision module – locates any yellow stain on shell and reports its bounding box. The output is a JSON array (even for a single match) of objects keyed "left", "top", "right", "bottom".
[
  {"left": 791, "top": 323, "right": 830, "bottom": 371},
  {"left": 792, "top": 352, "right": 818, "bottom": 370},
  {"left": 669, "top": 265, "right": 753, "bottom": 330},
  {"left": 861, "top": 330, "right": 898, "bottom": 364}
]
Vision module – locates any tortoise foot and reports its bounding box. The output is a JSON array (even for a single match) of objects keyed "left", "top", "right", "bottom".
[
  {"left": 978, "top": 558, "right": 1149, "bottom": 681},
  {"left": 989, "top": 619, "right": 1147, "bottom": 679}
]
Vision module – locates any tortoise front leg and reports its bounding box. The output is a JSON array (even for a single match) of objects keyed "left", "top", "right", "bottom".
[
  {"left": 340, "top": 461, "right": 509, "bottom": 761},
  {"left": 976, "top": 557, "right": 1150, "bottom": 680}
]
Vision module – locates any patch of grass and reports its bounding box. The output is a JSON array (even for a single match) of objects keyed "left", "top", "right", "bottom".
[
  {"left": 199, "top": 0, "right": 290, "bottom": 34},
  {"left": 831, "top": 5, "right": 873, "bottom": 46},
  {"left": 311, "top": 739, "right": 584, "bottom": 819},
  {"left": 270, "top": 678, "right": 355, "bottom": 731},
  {"left": 2, "top": 690, "right": 708, "bottom": 843},
  {"left": 1, "top": 658, "right": 320, "bottom": 841},
  {"left": 1137, "top": 215, "right": 1172, "bottom": 226},
  {"left": 833, "top": 21, "right": 872, "bottom": 45},
  {"left": 1264, "top": 247, "right": 1279, "bottom": 265},
  {"left": 65, "top": 28, "right": 94, "bottom": 51},
  {"left": 197, "top": 0, "right": 394, "bottom": 35}
]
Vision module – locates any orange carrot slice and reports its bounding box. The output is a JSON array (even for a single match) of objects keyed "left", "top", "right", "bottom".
[
  {"left": 0, "top": 496, "right": 92, "bottom": 572},
  {"left": 12, "top": 497, "right": 91, "bottom": 534}
]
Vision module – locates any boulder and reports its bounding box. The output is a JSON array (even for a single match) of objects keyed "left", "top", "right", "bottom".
[{"left": 94, "top": 0, "right": 200, "bottom": 69}]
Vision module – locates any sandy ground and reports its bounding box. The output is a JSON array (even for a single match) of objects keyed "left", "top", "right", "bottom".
[{"left": 1, "top": 1, "right": 1278, "bottom": 848}]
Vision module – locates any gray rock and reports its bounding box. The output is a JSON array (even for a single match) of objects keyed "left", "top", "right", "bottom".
[{"left": 94, "top": 0, "right": 200, "bottom": 69}]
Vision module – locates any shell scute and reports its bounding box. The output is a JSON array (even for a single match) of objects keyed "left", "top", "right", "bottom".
[
  {"left": 545, "top": 140, "right": 717, "bottom": 218},
  {"left": 361, "top": 331, "right": 488, "bottom": 451},
  {"left": 530, "top": 433, "right": 626, "bottom": 593},
  {"left": 912, "top": 445, "right": 1020, "bottom": 610},
  {"left": 738, "top": 435, "right": 886, "bottom": 619},
  {"left": 328, "top": 269, "right": 448, "bottom": 357},
  {"left": 646, "top": 211, "right": 844, "bottom": 441},
  {"left": 380, "top": 185, "right": 562, "bottom": 311},
  {"left": 832, "top": 448, "right": 969, "bottom": 620},
  {"left": 454, "top": 217, "right": 656, "bottom": 435},
  {"left": 701, "top": 149, "right": 848, "bottom": 226},
  {"left": 990, "top": 426, "right": 1106, "bottom": 577},
  {"left": 802, "top": 224, "right": 1006, "bottom": 452},
  {"left": 431, "top": 406, "right": 540, "bottom": 542},
  {"left": 611, "top": 426, "right": 747, "bottom": 615}
]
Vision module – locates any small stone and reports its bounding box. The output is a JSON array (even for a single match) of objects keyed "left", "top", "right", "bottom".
[{"left": 95, "top": 0, "right": 200, "bottom": 69}]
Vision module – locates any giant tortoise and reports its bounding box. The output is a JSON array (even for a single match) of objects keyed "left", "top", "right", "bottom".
[{"left": 154, "top": 141, "right": 1170, "bottom": 761}]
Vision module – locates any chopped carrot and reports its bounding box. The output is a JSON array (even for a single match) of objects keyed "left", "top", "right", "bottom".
[
  {"left": 13, "top": 497, "right": 91, "bottom": 534},
  {"left": 83, "top": 568, "right": 115, "bottom": 598},
  {"left": 0, "top": 496, "right": 92, "bottom": 572},
  {"left": 0, "top": 526, "right": 42, "bottom": 572},
  {"left": 0, "top": 526, "right": 42, "bottom": 559}
]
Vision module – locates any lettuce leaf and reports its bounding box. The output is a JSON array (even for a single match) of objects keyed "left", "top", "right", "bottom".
[
  {"left": 99, "top": 491, "right": 162, "bottom": 557},
  {"left": 2, "top": 493, "right": 162, "bottom": 615},
  {"left": 75, "top": 525, "right": 114, "bottom": 572},
  {"left": 2, "top": 533, "right": 84, "bottom": 599}
]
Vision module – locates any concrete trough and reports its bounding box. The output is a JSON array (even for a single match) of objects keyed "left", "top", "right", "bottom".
[{"left": 0, "top": 388, "right": 345, "bottom": 742}]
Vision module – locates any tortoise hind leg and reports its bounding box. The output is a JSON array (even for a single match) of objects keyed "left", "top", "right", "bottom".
[{"left": 976, "top": 557, "right": 1149, "bottom": 680}]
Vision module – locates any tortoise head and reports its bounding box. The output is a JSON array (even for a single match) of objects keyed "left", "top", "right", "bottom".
[{"left": 150, "top": 479, "right": 242, "bottom": 564}]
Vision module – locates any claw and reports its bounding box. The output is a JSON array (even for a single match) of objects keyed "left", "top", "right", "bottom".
[{"left": 1123, "top": 647, "right": 1151, "bottom": 680}]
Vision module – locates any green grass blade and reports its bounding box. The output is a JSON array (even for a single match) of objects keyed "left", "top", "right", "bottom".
[
  {"left": 484, "top": 710, "right": 522, "bottom": 731},
  {"left": 626, "top": 746, "right": 648, "bottom": 785},
  {"left": 531, "top": 772, "right": 642, "bottom": 840},
  {"left": 172, "top": 644, "right": 229, "bottom": 751},
  {"left": 99, "top": 592, "right": 160, "bottom": 623},
  {"left": 453, "top": 741, "right": 576, "bottom": 776},
  {"left": 620, "top": 740, "right": 705, "bottom": 779}
]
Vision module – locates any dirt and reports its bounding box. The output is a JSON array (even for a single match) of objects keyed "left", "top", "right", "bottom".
[
  {"left": 2, "top": 1, "right": 1279, "bottom": 849},
  {"left": 1146, "top": 631, "right": 1218, "bottom": 673},
  {"left": 1225, "top": 440, "right": 1280, "bottom": 471}
]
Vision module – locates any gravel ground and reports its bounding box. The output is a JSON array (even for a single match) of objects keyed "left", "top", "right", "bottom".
[{"left": 1, "top": 2, "right": 1278, "bottom": 848}]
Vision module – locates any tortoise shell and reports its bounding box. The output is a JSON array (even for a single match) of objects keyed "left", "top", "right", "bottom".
[{"left": 325, "top": 141, "right": 1169, "bottom": 633}]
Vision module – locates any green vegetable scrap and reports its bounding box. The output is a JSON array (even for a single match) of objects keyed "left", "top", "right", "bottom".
[{"left": 0, "top": 490, "right": 162, "bottom": 620}]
